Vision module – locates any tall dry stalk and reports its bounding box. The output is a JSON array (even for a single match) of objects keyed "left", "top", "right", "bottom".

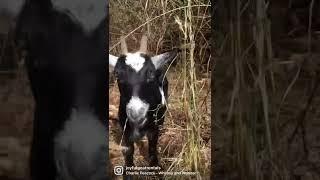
[
  {"left": 225, "top": 0, "right": 275, "bottom": 179},
  {"left": 172, "top": 1, "right": 210, "bottom": 179}
]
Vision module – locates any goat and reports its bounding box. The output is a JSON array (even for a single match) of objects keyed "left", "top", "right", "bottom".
[
  {"left": 109, "top": 36, "right": 178, "bottom": 172},
  {"left": 3, "top": 0, "right": 109, "bottom": 179}
]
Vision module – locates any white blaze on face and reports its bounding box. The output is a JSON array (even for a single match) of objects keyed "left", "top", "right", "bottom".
[
  {"left": 126, "top": 96, "right": 149, "bottom": 122},
  {"left": 125, "top": 52, "right": 145, "bottom": 72},
  {"left": 52, "top": 0, "right": 106, "bottom": 33}
]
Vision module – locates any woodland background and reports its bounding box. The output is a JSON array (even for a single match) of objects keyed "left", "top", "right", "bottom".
[{"left": 214, "top": 0, "right": 320, "bottom": 179}]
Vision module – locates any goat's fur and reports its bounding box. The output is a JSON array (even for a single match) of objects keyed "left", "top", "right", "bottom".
[{"left": 109, "top": 36, "right": 178, "bottom": 178}]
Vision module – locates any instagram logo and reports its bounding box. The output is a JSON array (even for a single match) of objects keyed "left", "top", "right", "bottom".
[{"left": 114, "top": 166, "right": 124, "bottom": 175}]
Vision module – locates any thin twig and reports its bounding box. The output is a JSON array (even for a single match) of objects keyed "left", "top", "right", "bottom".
[{"left": 109, "top": 4, "right": 211, "bottom": 51}]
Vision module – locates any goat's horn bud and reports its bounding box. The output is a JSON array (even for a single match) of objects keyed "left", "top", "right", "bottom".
[
  {"left": 120, "top": 36, "right": 128, "bottom": 54},
  {"left": 139, "top": 35, "right": 148, "bottom": 53}
]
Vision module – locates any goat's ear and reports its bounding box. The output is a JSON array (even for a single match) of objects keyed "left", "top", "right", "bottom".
[
  {"left": 151, "top": 49, "right": 179, "bottom": 69},
  {"left": 109, "top": 54, "right": 118, "bottom": 67},
  {"left": 109, "top": 54, "right": 118, "bottom": 72}
]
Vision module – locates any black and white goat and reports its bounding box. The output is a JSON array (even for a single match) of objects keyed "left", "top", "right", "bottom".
[
  {"left": 2, "top": 0, "right": 109, "bottom": 179},
  {"left": 109, "top": 36, "right": 178, "bottom": 169}
]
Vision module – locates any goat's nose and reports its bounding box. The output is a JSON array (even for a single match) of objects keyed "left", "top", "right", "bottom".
[
  {"left": 127, "top": 108, "right": 146, "bottom": 120},
  {"left": 126, "top": 96, "right": 149, "bottom": 121},
  {"left": 128, "top": 109, "right": 139, "bottom": 119}
]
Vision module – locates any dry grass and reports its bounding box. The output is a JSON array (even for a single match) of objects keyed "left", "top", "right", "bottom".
[
  {"left": 109, "top": 0, "right": 211, "bottom": 179},
  {"left": 213, "top": 0, "right": 320, "bottom": 179}
]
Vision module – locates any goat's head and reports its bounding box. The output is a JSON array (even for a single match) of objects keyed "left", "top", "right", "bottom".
[{"left": 109, "top": 35, "right": 178, "bottom": 125}]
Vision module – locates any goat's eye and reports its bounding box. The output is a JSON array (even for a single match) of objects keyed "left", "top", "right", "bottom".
[
  {"left": 114, "top": 70, "right": 125, "bottom": 81},
  {"left": 114, "top": 70, "right": 119, "bottom": 78}
]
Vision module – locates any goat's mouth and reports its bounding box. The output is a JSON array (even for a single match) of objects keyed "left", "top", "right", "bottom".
[{"left": 133, "top": 117, "right": 148, "bottom": 127}]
